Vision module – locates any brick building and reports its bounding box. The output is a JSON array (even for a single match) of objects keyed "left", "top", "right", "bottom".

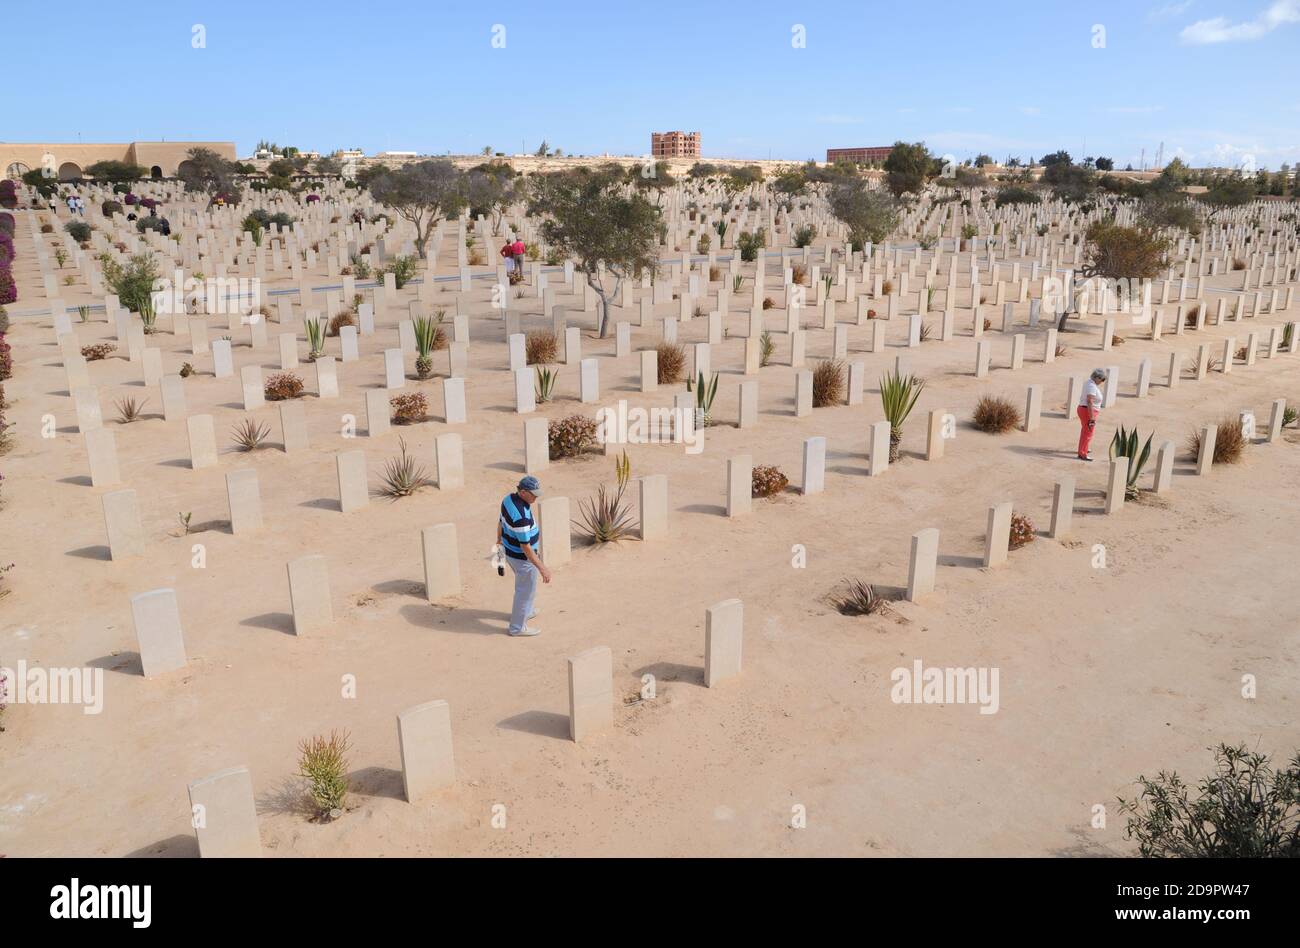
[
  {"left": 826, "top": 146, "right": 894, "bottom": 165},
  {"left": 651, "top": 131, "right": 701, "bottom": 159}
]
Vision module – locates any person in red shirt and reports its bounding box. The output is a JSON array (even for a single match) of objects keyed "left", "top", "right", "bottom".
[
  {"left": 500, "top": 239, "right": 514, "bottom": 273},
  {"left": 511, "top": 238, "right": 526, "bottom": 277}
]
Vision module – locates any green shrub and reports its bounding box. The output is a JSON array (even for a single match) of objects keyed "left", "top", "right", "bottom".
[{"left": 64, "top": 220, "right": 92, "bottom": 242}]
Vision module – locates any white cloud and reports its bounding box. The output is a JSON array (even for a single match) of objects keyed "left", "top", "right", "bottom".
[
  {"left": 1148, "top": 1, "right": 1194, "bottom": 21},
  {"left": 1180, "top": 0, "right": 1300, "bottom": 43}
]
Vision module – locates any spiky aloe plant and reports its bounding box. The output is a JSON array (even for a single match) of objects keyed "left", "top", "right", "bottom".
[
  {"left": 694, "top": 371, "right": 719, "bottom": 427},
  {"left": 732, "top": 274, "right": 743, "bottom": 294},
  {"left": 574, "top": 450, "right": 636, "bottom": 543},
  {"left": 305, "top": 315, "right": 326, "bottom": 361},
  {"left": 138, "top": 296, "right": 157, "bottom": 334},
  {"left": 413, "top": 314, "right": 440, "bottom": 379},
  {"left": 1109, "top": 426, "right": 1154, "bottom": 499},
  {"left": 879, "top": 370, "right": 926, "bottom": 463},
  {"left": 535, "top": 366, "right": 557, "bottom": 403}
]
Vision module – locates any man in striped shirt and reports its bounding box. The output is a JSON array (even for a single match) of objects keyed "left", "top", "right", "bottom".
[{"left": 497, "top": 476, "right": 550, "bottom": 637}]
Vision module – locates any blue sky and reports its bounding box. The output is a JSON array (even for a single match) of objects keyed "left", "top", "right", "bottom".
[{"left": 7, "top": 0, "right": 1299, "bottom": 169}]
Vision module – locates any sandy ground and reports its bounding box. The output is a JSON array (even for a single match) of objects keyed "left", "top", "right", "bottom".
[{"left": 1, "top": 212, "right": 1298, "bottom": 857}]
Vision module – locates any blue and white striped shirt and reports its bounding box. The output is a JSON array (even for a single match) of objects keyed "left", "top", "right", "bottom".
[{"left": 499, "top": 493, "right": 538, "bottom": 560}]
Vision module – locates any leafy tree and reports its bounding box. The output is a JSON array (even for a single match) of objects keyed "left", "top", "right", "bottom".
[
  {"left": 1095, "top": 156, "right": 1114, "bottom": 172},
  {"left": 829, "top": 181, "right": 899, "bottom": 248},
  {"left": 994, "top": 186, "right": 1041, "bottom": 207},
  {"left": 85, "top": 160, "right": 146, "bottom": 183},
  {"left": 1040, "top": 150, "right": 1072, "bottom": 168},
  {"left": 686, "top": 162, "right": 719, "bottom": 179},
  {"left": 724, "top": 165, "right": 764, "bottom": 192},
  {"left": 178, "top": 147, "right": 243, "bottom": 202},
  {"left": 529, "top": 171, "right": 661, "bottom": 337},
  {"left": 1200, "top": 176, "right": 1255, "bottom": 212},
  {"left": 1118, "top": 744, "right": 1300, "bottom": 857},
  {"left": 100, "top": 253, "right": 161, "bottom": 313},
  {"left": 355, "top": 163, "right": 391, "bottom": 190},
  {"left": 1082, "top": 222, "right": 1171, "bottom": 282},
  {"left": 630, "top": 161, "right": 676, "bottom": 204},
  {"left": 368, "top": 160, "right": 467, "bottom": 257},
  {"left": 465, "top": 164, "right": 521, "bottom": 233},
  {"left": 1140, "top": 194, "right": 1201, "bottom": 235},
  {"left": 773, "top": 168, "right": 808, "bottom": 195},
  {"left": 973, "top": 154, "right": 993, "bottom": 168},
  {"left": 535, "top": 139, "right": 550, "bottom": 158},
  {"left": 313, "top": 156, "right": 343, "bottom": 176},
  {"left": 1044, "top": 158, "right": 1097, "bottom": 203},
  {"left": 883, "top": 141, "right": 932, "bottom": 197}
]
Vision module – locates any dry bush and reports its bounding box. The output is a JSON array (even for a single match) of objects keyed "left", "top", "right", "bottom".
[
  {"left": 1009, "top": 513, "right": 1035, "bottom": 549},
  {"left": 973, "top": 395, "right": 1022, "bottom": 433},
  {"left": 792, "top": 263, "right": 808, "bottom": 285},
  {"left": 264, "top": 373, "right": 304, "bottom": 400},
  {"left": 81, "top": 343, "right": 116, "bottom": 361},
  {"left": 881, "top": 279, "right": 894, "bottom": 296},
  {"left": 751, "top": 465, "right": 789, "bottom": 498},
  {"left": 549, "top": 414, "right": 598, "bottom": 459},
  {"left": 297, "top": 730, "right": 351, "bottom": 819},
  {"left": 1187, "top": 418, "right": 1246, "bottom": 465},
  {"left": 709, "top": 266, "right": 721, "bottom": 282},
  {"left": 656, "top": 343, "right": 686, "bottom": 384},
  {"left": 812, "top": 359, "right": 845, "bottom": 407},
  {"left": 1234, "top": 345, "right": 1249, "bottom": 362},
  {"left": 389, "top": 392, "right": 428, "bottom": 424},
  {"left": 526, "top": 330, "right": 557, "bottom": 365},
  {"left": 1232, "top": 257, "right": 1246, "bottom": 271},
  {"left": 866, "top": 308, "right": 878, "bottom": 319},
  {"left": 327, "top": 310, "right": 356, "bottom": 336},
  {"left": 983, "top": 317, "right": 992, "bottom": 332},
  {"left": 1055, "top": 343, "right": 1067, "bottom": 357},
  {"left": 1112, "top": 333, "right": 1126, "bottom": 345},
  {"left": 1183, "top": 305, "right": 1200, "bottom": 328}
]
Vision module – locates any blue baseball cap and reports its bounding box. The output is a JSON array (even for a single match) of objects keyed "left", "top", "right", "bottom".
[{"left": 518, "top": 475, "right": 542, "bottom": 494}]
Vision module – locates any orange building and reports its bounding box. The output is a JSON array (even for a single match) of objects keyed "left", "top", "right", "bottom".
[
  {"left": 1, "top": 141, "right": 236, "bottom": 181},
  {"left": 651, "top": 131, "right": 701, "bottom": 159},
  {"left": 826, "top": 146, "right": 894, "bottom": 165}
]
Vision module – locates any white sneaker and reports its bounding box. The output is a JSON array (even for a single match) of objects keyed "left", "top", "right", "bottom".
[{"left": 509, "top": 626, "right": 540, "bottom": 637}]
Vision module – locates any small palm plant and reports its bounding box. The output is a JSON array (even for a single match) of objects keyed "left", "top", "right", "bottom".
[
  {"left": 694, "top": 371, "right": 719, "bottom": 427},
  {"left": 304, "top": 315, "right": 326, "bottom": 361},
  {"left": 1109, "top": 426, "right": 1154, "bottom": 500},
  {"left": 732, "top": 274, "right": 743, "bottom": 294},
  {"left": 759, "top": 330, "right": 775, "bottom": 367},
  {"left": 879, "top": 370, "right": 926, "bottom": 463},
  {"left": 76, "top": 305, "right": 90, "bottom": 323},
  {"left": 413, "top": 314, "right": 441, "bottom": 379},
  {"left": 822, "top": 274, "right": 833, "bottom": 299},
  {"left": 535, "top": 366, "right": 557, "bottom": 403},
  {"left": 575, "top": 450, "right": 636, "bottom": 543}
]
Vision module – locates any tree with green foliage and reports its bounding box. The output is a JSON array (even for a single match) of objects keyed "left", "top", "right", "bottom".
[
  {"left": 630, "top": 161, "right": 676, "bottom": 205},
  {"left": 529, "top": 171, "right": 661, "bottom": 337},
  {"left": 1200, "top": 175, "right": 1255, "bottom": 212},
  {"left": 178, "top": 147, "right": 243, "bottom": 202},
  {"left": 883, "top": 141, "right": 932, "bottom": 197},
  {"left": 829, "top": 181, "right": 899, "bottom": 249},
  {"left": 465, "top": 163, "right": 521, "bottom": 233},
  {"left": 367, "top": 160, "right": 467, "bottom": 257},
  {"left": 85, "top": 160, "right": 147, "bottom": 183}
]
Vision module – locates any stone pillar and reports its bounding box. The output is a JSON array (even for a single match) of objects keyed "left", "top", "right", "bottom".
[
  {"left": 397, "top": 700, "right": 455, "bottom": 803},
  {"left": 443, "top": 377, "right": 467, "bottom": 424},
  {"left": 287, "top": 554, "right": 333, "bottom": 635},
  {"left": 1195, "top": 425, "right": 1216, "bottom": 475},
  {"left": 187, "top": 766, "right": 261, "bottom": 858},
  {"left": 906, "top": 528, "right": 939, "bottom": 602},
  {"left": 727, "top": 455, "right": 752, "bottom": 518},
  {"left": 1023, "top": 385, "right": 1042, "bottom": 432},
  {"left": 187, "top": 414, "right": 218, "bottom": 469},
  {"left": 975, "top": 340, "right": 990, "bottom": 378},
  {"left": 421, "top": 523, "right": 460, "bottom": 601},
  {"left": 539, "top": 496, "right": 571, "bottom": 567},
  {"left": 801, "top": 436, "right": 826, "bottom": 495},
  {"left": 435, "top": 433, "right": 464, "bottom": 489},
  {"left": 1105, "top": 457, "right": 1129, "bottom": 514},
  {"left": 868, "top": 420, "right": 891, "bottom": 476},
  {"left": 226, "top": 469, "right": 263, "bottom": 534},
  {"left": 85, "top": 428, "right": 121, "bottom": 487},
  {"left": 336, "top": 450, "right": 369, "bottom": 512},
  {"left": 132, "top": 588, "right": 187, "bottom": 678},
  {"left": 579, "top": 358, "right": 599, "bottom": 403},
  {"left": 795, "top": 370, "right": 813, "bottom": 417},
  {"left": 1048, "top": 477, "right": 1074, "bottom": 539},
  {"left": 1153, "top": 441, "right": 1175, "bottom": 493},
  {"left": 738, "top": 380, "right": 758, "bottom": 428},
  {"left": 1266, "top": 399, "right": 1286, "bottom": 443},
  {"left": 568, "top": 646, "right": 613, "bottom": 742},
  {"left": 925, "top": 409, "right": 946, "bottom": 460},
  {"left": 638, "top": 474, "right": 668, "bottom": 540},
  {"left": 982, "top": 501, "right": 1013, "bottom": 568},
  {"left": 102, "top": 489, "right": 145, "bottom": 559},
  {"left": 704, "top": 599, "right": 743, "bottom": 687}
]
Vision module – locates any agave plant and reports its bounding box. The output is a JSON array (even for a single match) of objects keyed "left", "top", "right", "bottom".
[
  {"left": 879, "top": 370, "right": 926, "bottom": 463},
  {"left": 378, "top": 437, "right": 429, "bottom": 498},
  {"left": 535, "top": 366, "right": 557, "bottom": 403},
  {"left": 305, "top": 315, "right": 326, "bottom": 361},
  {"left": 76, "top": 305, "right": 90, "bottom": 323},
  {"left": 574, "top": 450, "right": 636, "bottom": 543},
  {"left": 732, "top": 274, "right": 743, "bottom": 294},
  {"left": 413, "top": 313, "right": 440, "bottom": 379},
  {"left": 114, "top": 395, "right": 148, "bottom": 423},
  {"left": 694, "top": 371, "right": 719, "bottom": 427},
  {"left": 1109, "top": 426, "right": 1154, "bottom": 499},
  {"left": 231, "top": 417, "right": 272, "bottom": 451},
  {"left": 138, "top": 296, "right": 157, "bottom": 334}
]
